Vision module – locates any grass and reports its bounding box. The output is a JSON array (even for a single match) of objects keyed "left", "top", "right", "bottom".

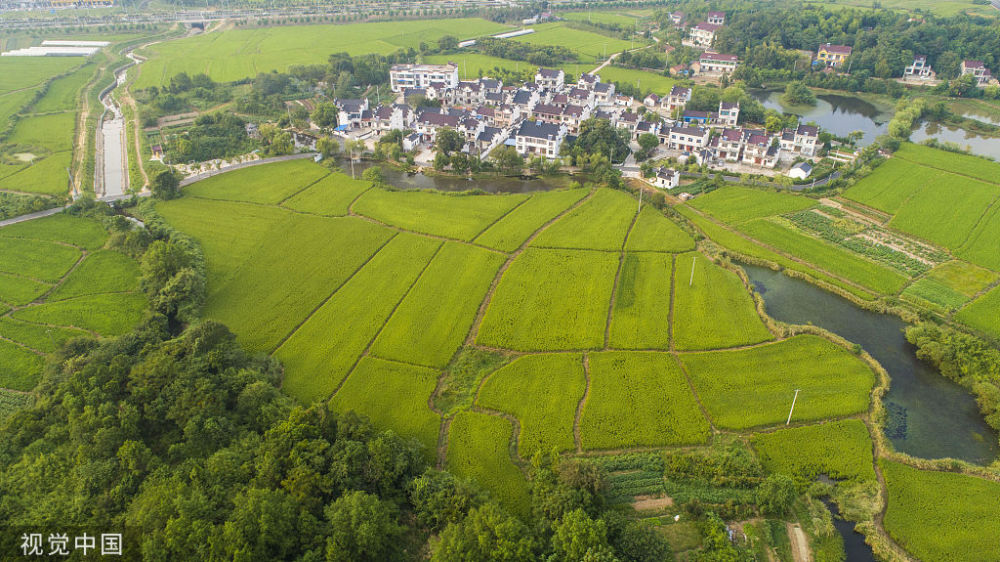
[
  {"left": 184, "top": 159, "right": 330, "bottom": 204},
  {"left": 48, "top": 250, "right": 140, "bottom": 301},
  {"left": 959, "top": 201, "right": 1000, "bottom": 271},
  {"left": 740, "top": 219, "right": 909, "bottom": 295},
  {"left": 354, "top": 189, "right": 528, "bottom": 241},
  {"left": 0, "top": 237, "right": 81, "bottom": 283},
  {"left": 31, "top": 62, "right": 95, "bottom": 114},
  {"left": 6, "top": 111, "right": 76, "bottom": 152},
  {"left": 676, "top": 205, "right": 876, "bottom": 301},
  {"left": 511, "top": 22, "right": 640, "bottom": 63},
  {"left": 371, "top": 241, "right": 504, "bottom": 368},
  {"left": 204, "top": 214, "right": 392, "bottom": 352},
  {"left": 681, "top": 335, "right": 875, "bottom": 430},
  {"left": 579, "top": 352, "right": 711, "bottom": 449},
  {"left": 955, "top": 284, "right": 1000, "bottom": 341},
  {"left": 596, "top": 66, "right": 676, "bottom": 96},
  {"left": 671, "top": 252, "right": 773, "bottom": 351},
  {"left": 329, "top": 356, "right": 441, "bottom": 462},
  {"left": 881, "top": 459, "right": 1000, "bottom": 561},
  {"left": 923, "top": 260, "right": 997, "bottom": 298},
  {"left": 531, "top": 188, "right": 636, "bottom": 251},
  {"left": 0, "top": 388, "right": 31, "bottom": 420},
  {"left": 434, "top": 348, "right": 511, "bottom": 417},
  {"left": 624, "top": 206, "right": 694, "bottom": 253},
  {"left": 477, "top": 353, "right": 585, "bottom": 456},
  {"left": 0, "top": 213, "right": 107, "bottom": 250},
  {"left": 276, "top": 233, "right": 441, "bottom": 404},
  {"left": 0, "top": 273, "right": 50, "bottom": 307},
  {"left": 608, "top": 253, "right": 673, "bottom": 350},
  {"left": 0, "top": 318, "right": 87, "bottom": 353},
  {"left": 135, "top": 19, "right": 511, "bottom": 88},
  {"left": 477, "top": 248, "right": 618, "bottom": 351},
  {"left": 561, "top": 10, "right": 649, "bottom": 26},
  {"left": 280, "top": 171, "right": 371, "bottom": 216},
  {"left": 12, "top": 292, "right": 146, "bottom": 336},
  {"left": 473, "top": 188, "right": 588, "bottom": 252},
  {"left": 0, "top": 151, "right": 73, "bottom": 196},
  {"left": 0, "top": 340, "right": 43, "bottom": 391},
  {"left": 0, "top": 58, "right": 82, "bottom": 94},
  {"left": 750, "top": 419, "right": 876, "bottom": 483},
  {"left": 690, "top": 186, "right": 817, "bottom": 224},
  {"left": 422, "top": 54, "right": 592, "bottom": 81},
  {"left": 446, "top": 411, "right": 531, "bottom": 516}
]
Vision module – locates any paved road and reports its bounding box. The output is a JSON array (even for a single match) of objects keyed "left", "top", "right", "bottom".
[{"left": 0, "top": 206, "right": 69, "bottom": 228}]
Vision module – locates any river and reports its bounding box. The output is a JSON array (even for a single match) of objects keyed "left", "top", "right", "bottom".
[
  {"left": 742, "top": 264, "right": 999, "bottom": 465},
  {"left": 344, "top": 157, "right": 577, "bottom": 193},
  {"left": 750, "top": 89, "right": 999, "bottom": 160}
]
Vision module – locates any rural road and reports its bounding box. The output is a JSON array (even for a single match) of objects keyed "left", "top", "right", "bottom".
[{"left": 0, "top": 206, "right": 68, "bottom": 228}]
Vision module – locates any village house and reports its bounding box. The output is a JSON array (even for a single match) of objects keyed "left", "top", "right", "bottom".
[
  {"left": 666, "top": 126, "right": 710, "bottom": 152},
  {"left": 578, "top": 73, "right": 599, "bottom": 88},
  {"left": 615, "top": 111, "right": 640, "bottom": 133},
  {"left": 652, "top": 167, "right": 680, "bottom": 189},
  {"left": 706, "top": 11, "right": 726, "bottom": 25},
  {"left": 688, "top": 22, "right": 721, "bottom": 48},
  {"left": 515, "top": 120, "right": 567, "bottom": 159},
  {"left": 593, "top": 82, "right": 616, "bottom": 105},
  {"left": 741, "top": 130, "right": 780, "bottom": 168},
  {"left": 664, "top": 85, "right": 693, "bottom": 114},
  {"left": 334, "top": 98, "right": 370, "bottom": 129},
  {"left": 779, "top": 124, "right": 819, "bottom": 157},
  {"left": 512, "top": 89, "right": 540, "bottom": 113},
  {"left": 960, "top": 60, "right": 992, "bottom": 85},
  {"left": 718, "top": 101, "right": 740, "bottom": 127},
  {"left": 389, "top": 62, "right": 459, "bottom": 92},
  {"left": 452, "top": 81, "right": 485, "bottom": 107},
  {"left": 904, "top": 55, "right": 934, "bottom": 79},
  {"left": 534, "top": 67, "right": 566, "bottom": 90},
  {"left": 567, "top": 87, "right": 594, "bottom": 107},
  {"left": 789, "top": 161, "right": 813, "bottom": 180},
  {"left": 712, "top": 128, "right": 746, "bottom": 162},
  {"left": 374, "top": 104, "right": 414, "bottom": 133},
  {"left": 414, "top": 109, "right": 460, "bottom": 141},
  {"left": 816, "top": 44, "right": 852, "bottom": 68},
  {"left": 643, "top": 93, "right": 660, "bottom": 108},
  {"left": 682, "top": 110, "right": 717, "bottom": 126},
  {"left": 699, "top": 52, "right": 739, "bottom": 75},
  {"left": 668, "top": 11, "right": 685, "bottom": 26}
]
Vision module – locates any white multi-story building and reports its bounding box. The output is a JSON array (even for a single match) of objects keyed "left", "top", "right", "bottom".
[
  {"left": 707, "top": 11, "right": 726, "bottom": 25},
  {"left": 389, "top": 63, "right": 459, "bottom": 92},
  {"left": 666, "top": 126, "right": 710, "bottom": 152},
  {"left": 904, "top": 55, "right": 934, "bottom": 79},
  {"left": 652, "top": 167, "right": 680, "bottom": 189},
  {"left": 515, "top": 120, "right": 567, "bottom": 159},
  {"left": 779, "top": 124, "right": 819, "bottom": 157},
  {"left": 961, "top": 60, "right": 993, "bottom": 85},
  {"left": 534, "top": 67, "right": 565, "bottom": 90},
  {"left": 688, "top": 22, "right": 721, "bottom": 48},
  {"left": 699, "top": 52, "right": 739, "bottom": 75},
  {"left": 717, "top": 101, "right": 740, "bottom": 127},
  {"left": 664, "top": 85, "right": 692, "bottom": 114}
]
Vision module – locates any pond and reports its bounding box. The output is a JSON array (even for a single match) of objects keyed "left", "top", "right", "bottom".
[
  {"left": 909, "top": 121, "right": 1000, "bottom": 160},
  {"left": 750, "top": 89, "right": 1000, "bottom": 160},
  {"left": 340, "top": 157, "right": 577, "bottom": 193},
  {"left": 742, "top": 264, "right": 999, "bottom": 465},
  {"left": 749, "top": 89, "right": 891, "bottom": 146},
  {"left": 821, "top": 498, "right": 876, "bottom": 562}
]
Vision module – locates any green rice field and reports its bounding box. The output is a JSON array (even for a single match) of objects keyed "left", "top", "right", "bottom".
[
  {"left": 510, "top": 22, "right": 642, "bottom": 63},
  {"left": 691, "top": 186, "right": 817, "bottom": 224},
  {"left": 750, "top": 419, "right": 876, "bottom": 483},
  {"left": 608, "top": 253, "right": 673, "bottom": 350},
  {"left": 446, "top": 411, "right": 531, "bottom": 516},
  {"left": 681, "top": 335, "right": 875, "bottom": 429},
  {"left": 531, "top": 188, "right": 636, "bottom": 251}
]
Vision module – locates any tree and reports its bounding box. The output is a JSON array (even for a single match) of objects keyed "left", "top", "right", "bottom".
[
  {"left": 637, "top": 133, "right": 659, "bottom": 153},
  {"left": 549, "top": 509, "right": 617, "bottom": 562},
  {"left": 361, "top": 165, "right": 384, "bottom": 186},
  {"left": 572, "top": 118, "right": 631, "bottom": 164},
  {"left": 311, "top": 102, "right": 339, "bottom": 128},
  {"left": 434, "top": 151, "right": 450, "bottom": 171},
  {"left": 432, "top": 503, "right": 538, "bottom": 562},
  {"left": 324, "top": 491, "right": 402, "bottom": 561},
  {"left": 435, "top": 128, "right": 464, "bottom": 156},
  {"left": 150, "top": 169, "right": 180, "bottom": 200},
  {"left": 757, "top": 473, "right": 797, "bottom": 516},
  {"left": 437, "top": 35, "right": 459, "bottom": 51},
  {"left": 408, "top": 470, "right": 485, "bottom": 532},
  {"left": 317, "top": 136, "right": 340, "bottom": 158},
  {"left": 781, "top": 81, "right": 816, "bottom": 106},
  {"left": 490, "top": 146, "right": 524, "bottom": 176}
]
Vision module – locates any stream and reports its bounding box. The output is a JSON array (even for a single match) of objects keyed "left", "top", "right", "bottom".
[
  {"left": 96, "top": 51, "right": 143, "bottom": 200},
  {"left": 742, "top": 264, "right": 999, "bottom": 465}
]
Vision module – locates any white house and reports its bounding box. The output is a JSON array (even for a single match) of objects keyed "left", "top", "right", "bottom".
[
  {"left": 664, "top": 85, "right": 692, "bottom": 114},
  {"left": 688, "top": 22, "right": 721, "bottom": 48},
  {"left": 904, "top": 55, "right": 934, "bottom": 79},
  {"left": 789, "top": 161, "right": 813, "bottom": 180},
  {"left": 534, "top": 67, "right": 565, "bottom": 89},
  {"left": 706, "top": 11, "right": 726, "bottom": 25},
  {"left": 515, "top": 120, "right": 567, "bottom": 159},
  {"left": 651, "top": 167, "right": 680, "bottom": 189},
  {"left": 666, "top": 126, "right": 710, "bottom": 152},
  {"left": 717, "top": 101, "right": 740, "bottom": 127},
  {"left": 389, "top": 63, "right": 459, "bottom": 92},
  {"left": 961, "top": 60, "right": 992, "bottom": 85},
  {"left": 699, "top": 52, "right": 739, "bottom": 75}
]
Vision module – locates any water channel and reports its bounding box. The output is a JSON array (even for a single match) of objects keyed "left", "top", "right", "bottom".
[
  {"left": 749, "top": 89, "right": 1000, "bottom": 160},
  {"left": 742, "top": 264, "right": 999, "bottom": 465},
  {"left": 821, "top": 498, "right": 876, "bottom": 562},
  {"left": 342, "top": 157, "right": 577, "bottom": 193}
]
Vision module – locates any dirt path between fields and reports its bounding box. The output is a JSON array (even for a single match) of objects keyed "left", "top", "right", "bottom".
[{"left": 787, "top": 522, "right": 811, "bottom": 562}]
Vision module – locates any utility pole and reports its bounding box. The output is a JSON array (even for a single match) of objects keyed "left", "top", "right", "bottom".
[
  {"left": 689, "top": 256, "right": 696, "bottom": 286},
  {"left": 786, "top": 389, "right": 801, "bottom": 425},
  {"left": 637, "top": 184, "right": 642, "bottom": 214}
]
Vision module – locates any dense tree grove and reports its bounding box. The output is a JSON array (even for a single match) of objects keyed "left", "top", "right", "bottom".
[
  {"left": 167, "top": 112, "right": 251, "bottom": 163},
  {"left": 476, "top": 37, "right": 579, "bottom": 67}
]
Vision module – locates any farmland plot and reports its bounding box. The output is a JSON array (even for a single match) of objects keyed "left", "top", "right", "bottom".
[
  {"left": 531, "top": 188, "right": 636, "bottom": 251},
  {"left": 893, "top": 142, "right": 1000, "bottom": 186},
  {"left": 354, "top": 189, "right": 528, "bottom": 240},
  {"left": 959, "top": 202, "right": 1000, "bottom": 271},
  {"left": 955, "top": 285, "right": 1000, "bottom": 341},
  {"left": 0, "top": 318, "right": 87, "bottom": 353},
  {"left": 371, "top": 242, "right": 504, "bottom": 368},
  {"left": 0, "top": 339, "right": 44, "bottom": 391},
  {"left": 750, "top": 419, "right": 876, "bottom": 483},
  {"left": 580, "top": 352, "right": 710, "bottom": 449},
  {"left": 330, "top": 356, "right": 441, "bottom": 460},
  {"left": 280, "top": 171, "right": 371, "bottom": 216},
  {"left": 511, "top": 23, "right": 639, "bottom": 62},
  {"left": 183, "top": 159, "right": 330, "bottom": 204},
  {"left": 447, "top": 411, "right": 531, "bottom": 516},
  {"left": 681, "top": 335, "right": 875, "bottom": 429},
  {"left": 608, "top": 253, "right": 673, "bottom": 350},
  {"left": 882, "top": 460, "right": 1000, "bottom": 562},
  {"left": 0, "top": 273, "right": 50, "bottom": 306},
  {"left": 474, "top": 188, "right": 588, "bottom": 252},
  {"left": 0, "top": 151, "right": 73, "bottom": 196},
  {"left": 887, "top": 173, "right": 999, "bottom": 250},
  {"left": 843, "top": 157, "right": 928, "bottom": 214},
  {"left": 48, "top": 250, "right": 140, "bottom": 300},
  {"left": 691, "top": 186, "right": 816, "bottom": 224},
  {"left": 0, "top": 213, "right": 107, "bottom": 250},
  {"left": 624, "top": 206, "right": 694, "bottom": 253},
  {"left": 477, "top": 248, "right": 618, "bottom": 350},
  {"left": 671, "top": 252, "right": 773, "bottom": 350},
  {"left": 12, "top": 292, "right": 146, "bottom": 336},
  {"left": 477, "top": 353, "right": 585, "bottom": 456},
  {"left": 0, "top": 237, "right": 81, "bottom": 283},
  {"left": 275, "top": 233, "right": 441, "bottom": 404}
]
